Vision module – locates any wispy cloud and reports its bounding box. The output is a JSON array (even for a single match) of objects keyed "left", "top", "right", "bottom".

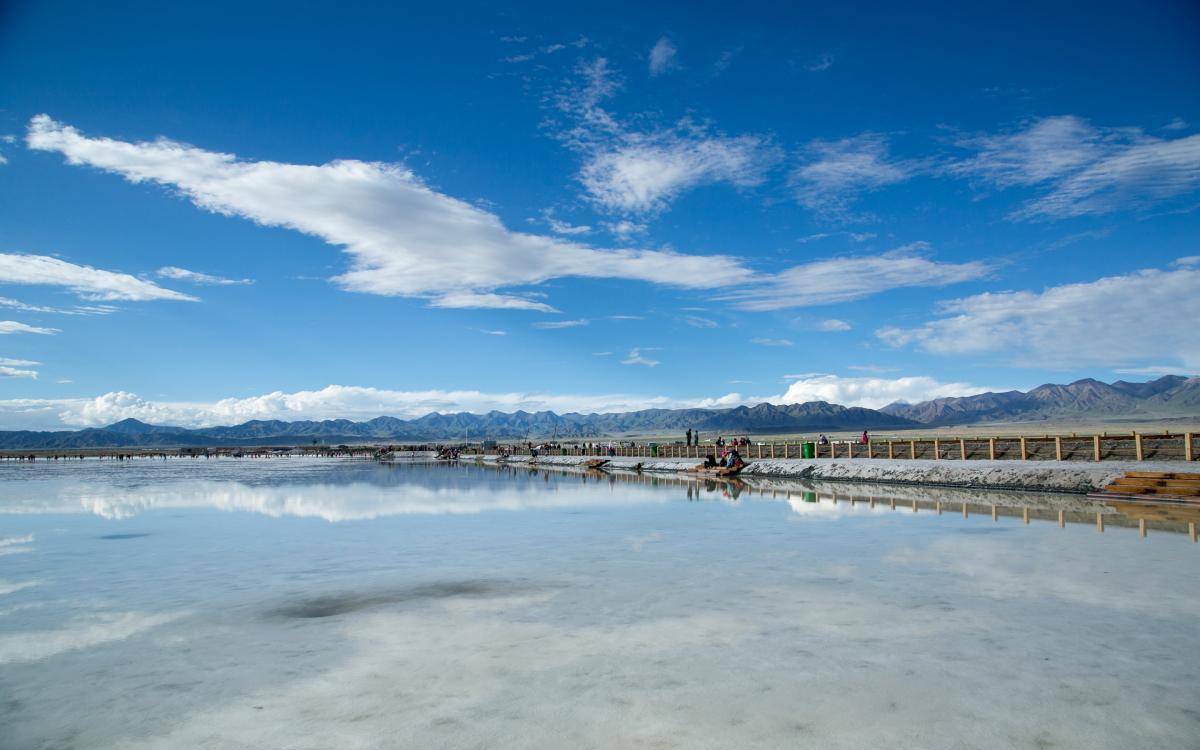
[
  {"left": 0, "top": 321, "right": 60, "bottom": 335},
  {"left": 951, "top": 116, "right": 1200, "bottom": 219},
  {"left": 877, "top": 260, "right": 1200, "bottom": 369},
  {"left": 648, "top": 36, "right": 679, "bottom": 76},
  {"left": 0, "top": 252, "right": 193, "bottom": 302},
  {"left": 621, "top": 347, "right": 660, "bottom": 366},
  {"left": 751, "top": 337, "right": 793, "bottom": 347},
  {"left": 682, "top": 315, "right": 717, "bottom": 328},
  {"left": 790, "top": 133, "right": 917, "bottom": 218},
  {"left": 815, "top": 318, "right": 852, "bottom": 331},
  {"left": 557, "top": 60, "right": 780, "bottom": 215},
  {"left": 476, "top": 329, "right": 507, "bottom": 336},
  {"left": 0, "top": 296, "right": 117, "bottom": 315},
  {"left": 804, "top": 53, "right": 834, "bottom": 72},
  {"left": 29, "top": 115, "right": 757, "bottom": 310},
  {"left": 157, "top": 266, "right": 253, "bottom": 286},
  {"left": 0, "top": 365, "right": 38, "bottom": 379},
  {"left": 532, "top": 318, "right": 589, "bottom": 329},
  {"left": 722, "top": 243, "right": 989, "bottom": 311}
]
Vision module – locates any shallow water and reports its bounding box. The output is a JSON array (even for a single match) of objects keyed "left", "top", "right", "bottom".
[{"left": 1, "top": 457, "right": 1197, "bottom": 749}]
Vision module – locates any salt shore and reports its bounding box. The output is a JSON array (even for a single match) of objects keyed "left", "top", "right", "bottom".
[{"left": 477, "top": 454, "right": 1194, "bottom": 494}]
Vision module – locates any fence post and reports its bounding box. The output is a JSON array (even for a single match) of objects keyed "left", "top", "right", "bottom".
[
  {"left": 770, "top": 442, "right": 776, "bottom": 459},
  {"left": 1135, "top": 432, "right": 1144, "bottom": 461},
  {"left": 909, "top": 440, "right": 916, "bottom": 459},
  {"left": 848, "top": 442, "right": 854, "bottom": 459},
  {"left": 1019, "top": 437, "right": 1027, "bottom": 461},
  {"left": 933, "top": 438, "right": 940, "bottom": 460},
  {"left": 888, "top": 441, "right": 894, "bottom": 459},
  {"left": 1093, "top": 435, "right": 1101, "bottom": 462},
  {"left": 784, "top": 442, "right": 790, "bottom": 459},
  {"left": 867, "top": 439, "right": 873, "bottom": 459},
  {"left": 960, "top": 438, "right": 966, "bottom": 460},
  {"left": 1187, "top": 433, "right": 1194, "bottom": 462},
  {"left": 1055, "top": 436, "right": 1063, "bottom": 461},
  {"left": 757, "top": 443, "right": 762, "bottom": 459},
  {"left": 988, "top": 438, "right": 996, "bottom": 460}
]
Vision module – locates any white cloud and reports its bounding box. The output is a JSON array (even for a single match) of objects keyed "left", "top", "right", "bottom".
[
  {"left": 27, "top": 115, "right": 757, "bottom": 309},
  {"left": 791, "top": 133, "right": 916, "bottom": 217},
  {"left": 952, "top": 116, "right": 1200, "bottom": 219},
  {"left": 157, "top": 266, "right": 253, "bottom": 285},
  {"left": 778, "top": 374, "right": 992, "bottom": 410},
  {"left": 604, "top": 220, "right": 648, "bottom": 238},
  {"left": 648, "top": 36, "right": 679, "bottom": 76},
  {"left": 0, "top": 252, "right": 193, "bottom": 302},
  {"left": 557, "top": 61, "right": 778, "bottom": 215},
  {"left": 722, "top": 244, "right": 989, "bottom": 311},
  {"left": 532, "top": 318, "right": 589, "bottom": 329},
  {"left": 0, "top": 321, "right": 60, "bottom": 335},
  {"left": 816, "top": 319, "right": 852, "bottom": 331},
  {"left": 428, "top": 292, "right": 558, "bottom": 313},
  {"left": 607, "top": 314, "right": 643, "bottom": 320},
  {"left": 751, "top": 338, "right": 793, "bottom": 347},
  {"left": 0, "top": 296, "right": 117, "bottom": 315},
  {"left": 682, "top": 315, "right": 717, "bottom": 328},
  {"left": 592, "top": 351, "right": 612, "bottom": 356},
  {"left": 476, "top": 329, "right": 507, "bottom": 336},
  {"left": 0, "top": 365, "right": 37, "bottom": 379},
  {"left": 1163, "top": 117, "right": 1188, "bottom": 131},
  {"left": 804, "top": 53, "right": 834, "bottom": 72},
  {"left": 0, "top": 372, "right": 1004, "bottom": 430},
  {"left": 545, "top": 217, "right": 592, "bottom": 235},
  {"left": 579, "top": 131, "right": 777, "bottom": 214},
  {"left": 0, "top": 357, "right": 39, "bottom": 366},
  {"left": 877, "top": 261, "right": 1200, "bottom": 369},
  {"left": 621, "top": 348, "right": 660, "bottom": 367}
]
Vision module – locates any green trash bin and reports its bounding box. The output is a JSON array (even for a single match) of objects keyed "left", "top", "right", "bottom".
[
  {"left": 801, "top": 442, "right": 815, "bottom": 459},
  {"left": 651, "top": 443, "right": 659, "bottom": 457}
]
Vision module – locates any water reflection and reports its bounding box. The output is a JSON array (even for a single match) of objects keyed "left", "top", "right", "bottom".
[{"left": 1, "top": 458, "right": 1196, "bottom": 540}]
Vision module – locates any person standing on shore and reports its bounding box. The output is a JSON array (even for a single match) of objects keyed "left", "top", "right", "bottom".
[{"left": 686, "top": 428, "right": 692, "bottom": 446}]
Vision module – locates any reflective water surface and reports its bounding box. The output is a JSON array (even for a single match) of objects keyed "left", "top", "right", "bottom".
[{"left": 1, "top": 458, "right": 1197, "bottom": 749}]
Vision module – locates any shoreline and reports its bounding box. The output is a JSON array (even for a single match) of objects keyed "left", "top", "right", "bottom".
[{"left": 472, "top": 454, "right": 1195, "bottom": 494}]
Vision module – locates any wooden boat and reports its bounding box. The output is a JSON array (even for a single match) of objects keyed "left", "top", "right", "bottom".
[{"left": 584, "top": 458, "right": 610, "bottom": 470}]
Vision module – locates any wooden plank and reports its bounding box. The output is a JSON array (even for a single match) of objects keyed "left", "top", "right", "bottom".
[
  {"left": 1135, "top": 432, "right": 1144, "bottom": 461},
  {"left": 989, "top": 438, "right": 996, "bottom": 460},
  {"left": 1093, "top": 434, "right": 1101, "bottom": 462},
  {"left": 933, "top": 438, "right": 940, "bottom": 460},
  {"left": 960, "top": 438, "right": 967, "bottom": 460},
  {"left": 888, "top": 441, "right": 894, "bottom": 459},
  {"left": 1020, "top": 437, "right": 1028, "bottom": 461},
  {"left": 1055, "top": 436, "right": 1063, "bottom": 461}
]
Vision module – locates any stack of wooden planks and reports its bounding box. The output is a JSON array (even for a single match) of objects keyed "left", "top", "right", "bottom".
[{"left": 1090, "top": 471, "right": 1200, "bottom": 503}]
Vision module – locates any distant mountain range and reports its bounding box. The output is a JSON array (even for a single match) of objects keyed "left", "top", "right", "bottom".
[
  {"left": 881, "top": 375, "right": 1200, "bottom": 426},
  {"left": 1, "top": 375, "right": 1197, "bottom": 449},
  {"left": 0, "top": 402, "right": 914, "bottom": 449}
]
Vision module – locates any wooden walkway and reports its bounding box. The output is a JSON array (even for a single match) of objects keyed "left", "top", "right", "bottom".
[{"left": 1089, "top": 471, "right": 1200, "bottom": 503}]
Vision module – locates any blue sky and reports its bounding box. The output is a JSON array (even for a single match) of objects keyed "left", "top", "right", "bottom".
[{"left": 0, "top": 0, "right": 1198, "bottom": 428}]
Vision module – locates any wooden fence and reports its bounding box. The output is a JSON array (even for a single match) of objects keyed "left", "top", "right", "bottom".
[{"left": 470, "top": 432, "right": 1198, "bottom": 462}]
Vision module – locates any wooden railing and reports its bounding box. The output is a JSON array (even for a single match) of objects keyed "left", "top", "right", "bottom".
[{"left": 454, "top": 431, "right": 1198, "bottom": 462}]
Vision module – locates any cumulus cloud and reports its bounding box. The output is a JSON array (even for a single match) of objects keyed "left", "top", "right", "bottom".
[
  {"left": 0, "top": 321, "right": 60, "bottom": 335},
  {"left": 791, "top": 133, "right": 917, "bottom": 217},
  {"left": 877, "top": 261, "right": 1200, "bottom": 369},
  {"left": 778, "top": 374, "right": 992, "bottom": 410},
  {"left": 722, "top": 244, "right": 990, "bottom": 311},
  {"left": 952, "top": 116, "right": 1200, "bottom": 219},
  {"left": 648, "top": 36, "right": 679, "bottom": 76},
  {"left": 0, "top": 372, "right": 1003, "bottom": 430},
  {"left": 27, "top": 115, "right": 756, "bottom": 310},
  {"left": 557, "top": 61, "right": 779, "bottom": 215},
  {"left": 157, "top": 266, "right": 253, "bottom": 285},
  {"left": 0, "top": 252, "right": 193, "bottom": 302}
]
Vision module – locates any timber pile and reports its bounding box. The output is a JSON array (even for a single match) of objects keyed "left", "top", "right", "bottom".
[{"left": 1090, "top": 471, "right": 1200, "bottom": 503}]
